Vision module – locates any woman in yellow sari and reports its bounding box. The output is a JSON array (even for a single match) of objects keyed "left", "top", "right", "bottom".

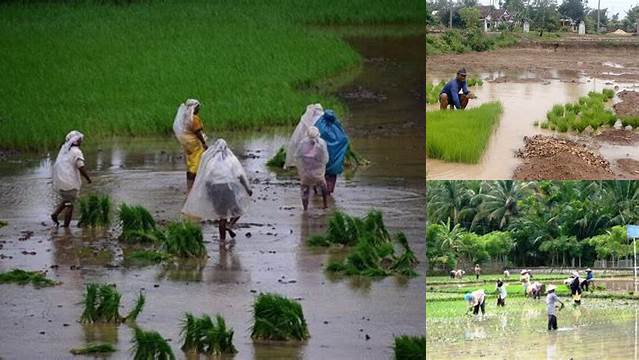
[{"left": 173, "top": 99, "right": 208, "bottom": 191}]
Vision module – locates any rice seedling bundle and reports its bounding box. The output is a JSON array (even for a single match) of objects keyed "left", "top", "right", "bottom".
[
  {"left": 267, "top": 144, "right": 368, "bottom": 170},
  {"left": 126, "top": 250, "right": 170, "bottom": 264},
  {"left": 180, "top": 313, "right": 237, "bottom": 355},
  {"left": 80, "top": 283, "right": 145, "bottom": 323},
  {"left": 131, "top": 327, "right": 175, "bottom": 360},
  {"left": 70, "top": 343, "right": 116, "bottom": 355},
  {"left": 118, "top": 203, "right": 158, "bottom": 243},
  {"left": 426, "top": 102, "right": 502, "bottom": 164},
  {"left": 543, "top": 90, "right": 617, "bottom": 132},
  {"left": 161, "top": 221, "right": 205, "bottom": 258},
  {"left": 78, "top": 194, "right": 111, "bottom": 227},
  {"left": 251, "top": 293, "right": 310, "bottom": 341},
  {"left": 0, "top": 269, "right": 58, "bottom": 287},
  {"left": 393, "top": 335, "right": 426, "bottom": 360}
]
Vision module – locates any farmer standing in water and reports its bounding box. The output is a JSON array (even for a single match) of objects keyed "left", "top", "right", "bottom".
[
  {"left": 315, "top": 109, "right": 349, "bottom": 196},
  {"left": 173, "top": 99, "right": 208, "bottom": 192},
  {"left": 439, "top": 68, "right": 475, "bottom": 110},
  {"left": 546, "top": 285, "right": 564, "bottom": 331}
]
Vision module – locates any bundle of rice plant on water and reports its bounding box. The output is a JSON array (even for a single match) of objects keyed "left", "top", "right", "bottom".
[
  {"left": 78, "top": 194, "right": 111, "bottom": 227},
  {"left": 266, "top": 147, "right": 287, "bottom": 168},
  {"left": 319, "top": 210, "right": 419, "bottom": 277},
  {"left": 393, "top": 335, "right": 426, "bottom": 360},
  {"left": 118, "top": 203, "right": 159, "bottom": 243},
  {"left": 80, "top": 283, "right": 145, "bottom": 323},
  {"left": 131, "top": 327, "right": 175, "bottom": 360},
  {"left": 251, "top": 293, "right": 309, "bottom": 341},
  {"left": 267, "top": 145, "right": 369, "bottom": 170},
  {"left": 180, "top": 313, "right": 237, "bottom": 355},
  {"left": 0, "top": 269, "right": 58, "bottom": 287},
  {"left": 125, "top": 250, "right": 171, "bottom": 264},
  {"left": 70, "top": 343, "right": 116, "bottom": 355},
  {"left": 161, "top": 221, "right": 205, "bottom": 258}
]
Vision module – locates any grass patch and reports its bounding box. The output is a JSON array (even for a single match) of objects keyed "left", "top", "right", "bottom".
[
  {"left": 311, "top": 210, "right": 418, "bottom": 277},
  {"left": 78, "top": 194, "right": 111, "bottom": 228},
  {"left": 180, "top": 313, "right": 237, "bottom": 355},
  {"left": 70, "top": 343, "right": 116, "bottom": 355},
  {"left": 426, "top": 102, "right": 502, "bottom": 163},
  {"left": 251, "top": 293, "right": 310, "bottom": 341},
  {"left": 544, "top": 90, "right": 616, "bottom": 133},
  {"left": 0, "top": 269, "right": 58, "bottom": 287},
  {"left": 80, "top": 283, "right": 145, "bottom": 323},
  {"left": 0, "top": 1, "right": 422, "bottom": 151},
  {"left": 394, "top": 335, "right": 426, "bottom": 360},
  {"left": 161, "top": 221, "right": 205, "bottom": 258},
  {"left": 118, "top": 203, "right": 158, "bottom": 243},
  {"left": 131, "top": 327, "right": 175, "bottom": 360}
]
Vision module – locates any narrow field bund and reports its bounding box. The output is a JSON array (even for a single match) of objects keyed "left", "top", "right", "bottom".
[
  {"left": 0, "top": 0, "right": 423, "bottom": 151},
  {"left": 426, "top": 102, "right": 502, "bottom": 164}
]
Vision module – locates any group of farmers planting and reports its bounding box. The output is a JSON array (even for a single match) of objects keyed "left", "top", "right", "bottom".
[
  {"left": 50, "top": 99, "right": 349, "bottom": 241},
  {"left": 461, "top": 268, "right": 595, "bottom": 331}
]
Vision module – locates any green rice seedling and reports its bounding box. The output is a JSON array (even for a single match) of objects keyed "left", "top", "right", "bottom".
[
  {"left": 180, "top": 313, "right": 237, "bottom": 355},
  {"left": 78, "top": 194, "right": 111, "bottom": 227},
  {"left": 125, "top": 250, "right": 171, "bottom": 264},
  {"left": 118, "top": 204, "right": 158, "bottom": 243},
  {"left": 550, "top": 104, "right": 565, "bottom": 117},
  {"left": 540, "top": 121, "right": 549, "bottom": 129},
  {"left": 622, "top": 116, "right": 639, "bottom": 128},
  {"left": 124, "top": 292, "right": 146, "bottom": 322},
  {"left": 0, "top": 269, "right": 58, "bottom": 287},
  {"left": 389, "top": 233, "right": 419, "bottom": 277},
  {"left": 70, "top": 343, "right": 116, "bottom": 355},
  {"left": 251, "top": 293, "right": 309, "bottom": 341},
  {"left": 602, "top": 88, "right": 615, "bottom": 100},
  {"left": 342, "top": 235, "right": 394, "bottom": 277},
  {"left": 426, "top": 102, "right": 502, "bottom": 164},
  {"left": 266, "top": 147, "right": 286, "bottom": 168},
  {"left": 393, "top": 335, "right": 426, "bottom": 360},
  {"left": 466, "top": 76, "right": 483, "bottom": 87},
  {"left": 131, "top": 327, "right": 175, "bottom": 360},
  {"left": 161, "top": 221, "right": 205, "bottom": 258},
  {"left": 532, "top": 120, "right": 539, "bottom": 126},
  {"left": 80, "top": 283, "right": 122, "bottom": 324},
  {"left": 0, "top": 220, "right": 7, "bottom": 228}
]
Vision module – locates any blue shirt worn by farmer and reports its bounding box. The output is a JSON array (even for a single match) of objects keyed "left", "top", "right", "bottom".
[
  {"left": 441, "top": 79, "right": 469, "bottom": 109},
  {"left": 315, "top": 110, "right": 349, "bottom": 176}
]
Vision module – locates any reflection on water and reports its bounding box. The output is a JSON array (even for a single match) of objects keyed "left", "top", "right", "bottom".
[{"left": 426, "top": 72, "right": 639, "bottom": 179}]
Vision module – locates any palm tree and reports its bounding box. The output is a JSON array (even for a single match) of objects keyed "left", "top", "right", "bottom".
[
  {"left": 472, "top": 180, "right": 534, "bottom": 231},
  {"left": 427, "top": 181, "right": 476, "bottom": 228}
]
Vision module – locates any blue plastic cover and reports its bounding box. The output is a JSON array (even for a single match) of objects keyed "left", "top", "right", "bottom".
[{"left": 315, "top": 110, "right": 349, "bottom": 176}]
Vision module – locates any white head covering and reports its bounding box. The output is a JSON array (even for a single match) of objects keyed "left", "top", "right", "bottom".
[
  {"left": 307, "top": 126, "right": 320, "bottom": 139},
  {"left": 64, "top": 130, "right": 84, "bottom": 150},
  {"left": 52, "top": 130, "right": 85, "bottom": 191},
  {"left": 173, "top": 99, "right": 201, "bottom": 144},
  {"left": 284, "top": 104, "right": 324, "bottom": 169}
]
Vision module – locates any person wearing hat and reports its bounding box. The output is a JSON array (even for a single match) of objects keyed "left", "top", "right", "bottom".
[
  {"left": 464, "top": 289, "right": 486, "bottom": 316},
  {"left": 569, "top": 271, "right": 582, "bottom": 305},
  {"left": 495, "top": 279, "right": 507, "bottom": 307},
  {"left": 439, "top": 68, "right": 475, "bottom": 110},
  {"left": 545, "top": 285, "right": 564, "bottom": 331},
  {"left": 520, "top": 269, "right": 531, "bottom": 295},
  {"left": 583, "top": 268, "right": 594, "bottom": 292}
]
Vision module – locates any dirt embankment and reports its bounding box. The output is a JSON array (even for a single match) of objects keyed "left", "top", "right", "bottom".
[
  {"left": 513, "top": 135, "right": 614, "bottom": 180},
  {"left": 427, "top": 46, "right": 639, "bottom": 81},
  {"left": 614, "top": 90, "right": 639, "bottom": 118}
]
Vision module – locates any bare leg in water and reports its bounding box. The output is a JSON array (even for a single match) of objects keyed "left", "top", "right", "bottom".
[
  {"left": 186, "top": 172, "right": 196, "bottom": 192},
  {"left": 51, "top": 201, "right": 73, "bottom": 228}
]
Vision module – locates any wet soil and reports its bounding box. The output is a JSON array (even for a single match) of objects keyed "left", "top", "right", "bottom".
[
  {"left": 595, "top": 129, "right": 639, "bottom": 145},
  {"left": 0, "top": 34, "right": 425, "bottom": 359},
  {"left": 513, "top": 135, "right": 614, "bottom": 180},
  {"left": 614, "top": 90, "right": 639, "bottom": 118}
]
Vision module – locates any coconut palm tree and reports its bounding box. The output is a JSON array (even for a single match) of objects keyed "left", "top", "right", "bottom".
[{"left": 471, "top": 180, "right": 534, "bottom": 231}]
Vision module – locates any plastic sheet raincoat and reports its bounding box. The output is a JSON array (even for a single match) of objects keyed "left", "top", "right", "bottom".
[
  {"left": 315, "top": 110, "right": 349, "bottom": 176},
  {"left": 173, "top": 99, "right": 207, "bottom": 173},
  {"left": 284, "top": 103, "right": 324, "bottom": 169},
  {"left": 52, "top": 131, "right": 85, "bottom": 192},
  {"left": 295, "top": 127, "right": 329, "bottom": 186},
  {"left": 182, "top": 139, "right": 251, "bottom": 220}
]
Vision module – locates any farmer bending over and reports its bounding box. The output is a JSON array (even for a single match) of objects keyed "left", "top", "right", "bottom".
[
  {"left": 464, "top": 289, "right": 486, "bottom": 317},
  {"left": 439, "top": 68, "right": 475, "bottom": 110},
  {"left": 51, "top": 131, "right": 92, "bottom": 228}
]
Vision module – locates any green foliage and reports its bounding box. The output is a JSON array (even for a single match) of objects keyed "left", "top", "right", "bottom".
[
  {"left": 0, "top": 269, "right": 58, "bottom": 287},
  {"left": 426, "top": 102, "right": 503, "bottom": 163},
  {"left": 314, "top": 210, "right": 418, "bottom": 277},
  {"left": 162, "top": 221, "right": 205, "bottom": 258},
  {"left": 0, "top": 220, "right": 6, "bottom": 228},
  {"left": 126, "top": 250, "right": 171, "bottom": 264},
  {"left": 621, "top": 116, "right": 639, "bottom": 128},
  {"left": 80, "top": 283, "right": 145, "bottom": 323},
  {"left": 70, "top": 343, "right": 116, "bottom": 355},
  {"left": 180, "top": 313, "right": 237, "bottom": 355},
  {"left": 131, "top": 327, "right": 175, "bottom": 360},
  {"left": 251, "top": 293, "right": 309, "bottom": 341},
  {"left": 78, "top": 194, "right": 111, "bottom": 227},
  {"left": 544, "top": 90, "right": 616, "bottom": 133},
  {"left": 459, "top": 7, "right": 481, "bottom": 30},
  {"left": 266, "top": 147, "right": 287, "bottom": 168},
  {"left": 118, "top": 203, "right": 158, "bottom": 243},
  {"left": 394, "top": 335, "right": 426, "bottom": 360}
]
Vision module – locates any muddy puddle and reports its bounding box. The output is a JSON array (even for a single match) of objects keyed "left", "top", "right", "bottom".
[
  {"left": 426, "top": 70, "right": 639, "bottom": 179},
  {"left": 0, "top": 34, "right": 425, "bottom": 359},
  {"left": 427, "top": 300, "right": 639, "bottom": 359}
]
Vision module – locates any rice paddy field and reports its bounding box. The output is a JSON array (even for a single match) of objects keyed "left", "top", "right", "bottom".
[
  {"left": 426, "top": 102, "right": 502, "bottom": 164},
  {"left": 427, "top": 276, "right": 639, "bottom": 359},
  {"left": 0, "top": 10, "right": 426, "bottom": 358},
  {"left": 0, "top": 0, "right": 422, "bottom": 151}
]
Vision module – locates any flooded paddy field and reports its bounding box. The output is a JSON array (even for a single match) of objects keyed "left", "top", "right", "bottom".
[
  {"left": 426, "top": 42, "right": 639, "bottom": 180},
  {"left": 0, "top": 34, "right": 425, "bottom": 359}
]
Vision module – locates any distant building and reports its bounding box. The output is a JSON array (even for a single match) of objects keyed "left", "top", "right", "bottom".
[{"left": 477, "top": 5, "right": 514, "bottom": 32}]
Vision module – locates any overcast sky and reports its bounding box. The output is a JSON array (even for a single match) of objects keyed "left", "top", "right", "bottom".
[{"left": 478, "top": 0, "right": 638, "bottom": 19}]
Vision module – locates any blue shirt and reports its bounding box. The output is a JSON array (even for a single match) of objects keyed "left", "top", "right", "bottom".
[{"left": 440, "top": 78, "right": 469, "bottom": 109}]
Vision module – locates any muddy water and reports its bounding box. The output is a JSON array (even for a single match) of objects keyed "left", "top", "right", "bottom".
[
  {"left": 426, "top": 72, "right": 639, "bottom": 180},
  {"left": 0, "top": 35, "right": 425, "bottom": 359},
  {"left": 428, "top": 301, "right": 639, "bottom": 359}
]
